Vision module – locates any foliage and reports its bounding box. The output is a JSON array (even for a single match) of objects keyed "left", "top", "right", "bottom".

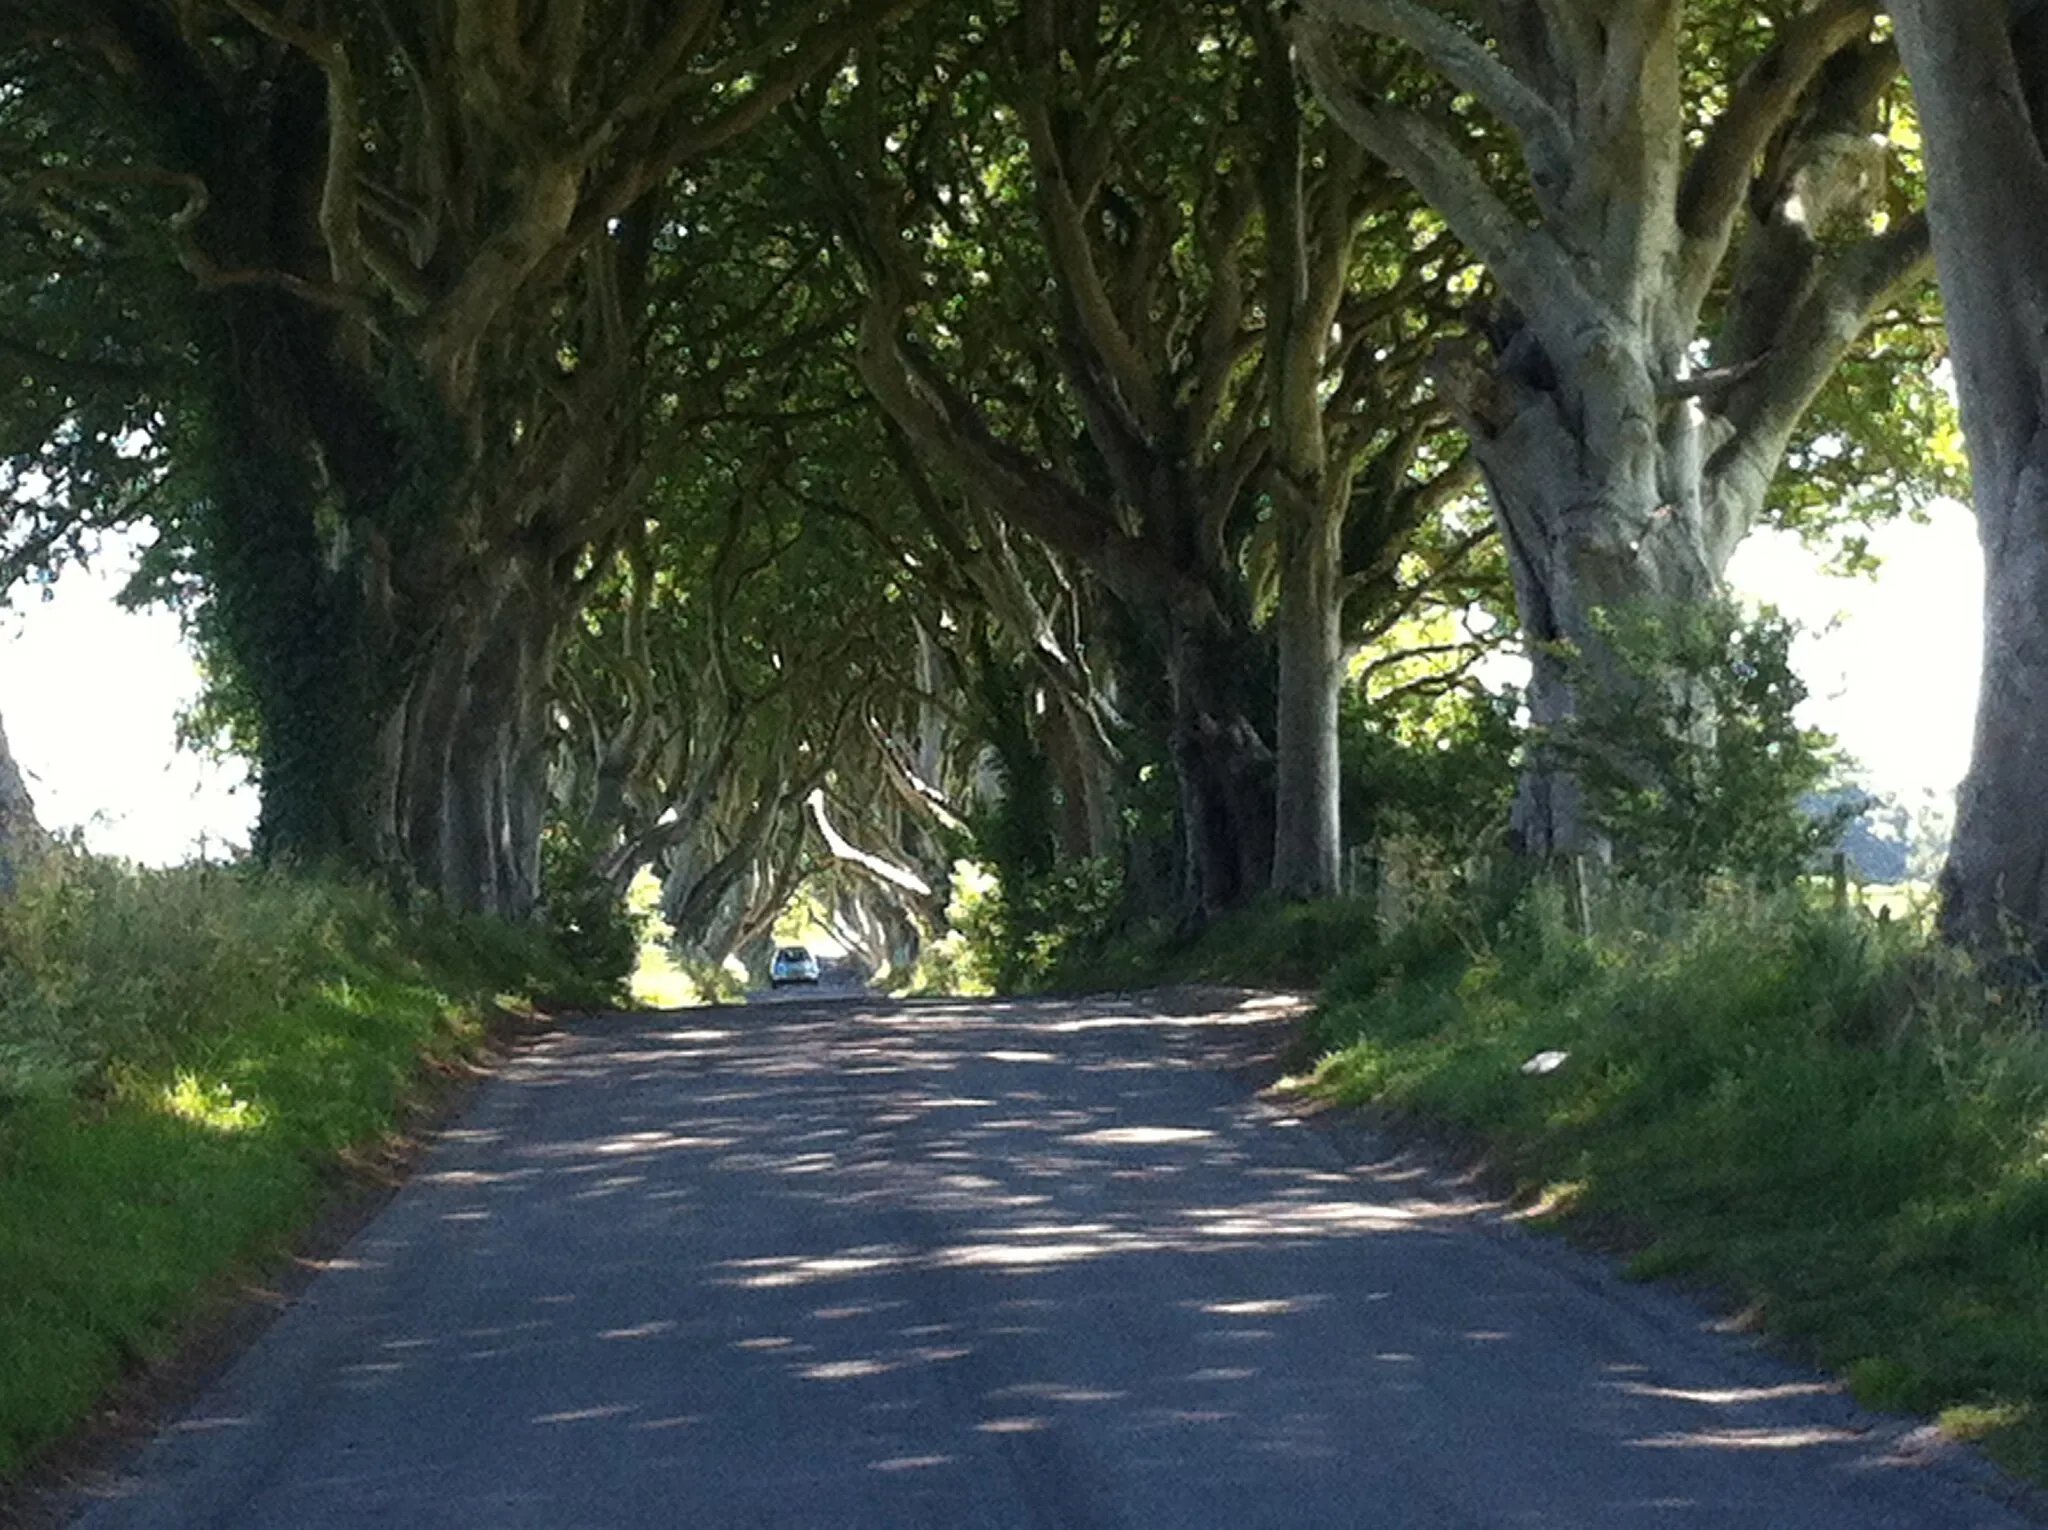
[
  {"left": 1046, "top": 894, "right": 1385, "bottom": 995},
  {"left": 1557, "top": 603, "right": 1849, "bottom": 893},
  {"left": 941, "top": 857, "right": 1125, "bottom": 994},
  {"left": 0, "top": 852, "right": 602, "bottom": 1480},
  {"left": 899, "top": 863, "right": 996, "bottom": 997},
  {"left": 1340, "top": 669, "right": 1521, "bottom": 867},
  {"left": 627, "top": 870, "right": 745, "bottom": 1008},
  {"left": 0, "top": 851, "right": 360, "bottom": 1097},
  {"left": 538, "top": 822, "right": 643, "bottom": 995},
  {"left": 0, "top": 851, "right": 604, "bottom": 1104},
  {"left": 965, "top": 640, "right": 1060, "bottom": 891},
  {"left": 548, "top": 298, "right": 956, "bottom": 960},
  {"left": 1305, "top": 888, "right": 2048, "bottom": 1480}
]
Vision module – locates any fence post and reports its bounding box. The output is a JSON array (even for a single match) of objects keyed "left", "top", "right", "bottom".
[
  {"left": 1376, "top": 842, "right": 1406, "bottom": 936},
  {"left": 1344, "top": 843, "right": 1372, "bottom": 900}
]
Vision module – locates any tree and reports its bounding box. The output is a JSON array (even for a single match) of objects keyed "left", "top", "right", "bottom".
[
  {"left": 1891, "top": 2, "right": 2048, "bottom": 963},
  {"left": 815, "top": 5, "right": 1282, "bottom": 914},
  {"left": 808, "top": 0, "right": 1478, "bottom": 913},
  {"left": 546, "top": 329, "right": 972, "bottom": 959},
  {"left": 1, "top": 0, "right": 905, "bottom": 916},
  {"left": 1299, "top": 0, "right": 1936, "bottom": 858},
  {"left": 0, "top": 709, "right": 47, "bottom": 895}
]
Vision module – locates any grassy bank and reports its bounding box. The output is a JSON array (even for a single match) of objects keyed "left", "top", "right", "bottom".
[
  {"left": 1302, "top": 889, "right": 2048, "bottom": 1478},
  {"left": 1052, "top": 897, "right": 1382, "bottom": 994},
  {"left": 0, "top": 852, "right": 606, "bottom": 1480},
  {"left": 1068, "top": 886, "right": 2048, "bottom": 1480}
]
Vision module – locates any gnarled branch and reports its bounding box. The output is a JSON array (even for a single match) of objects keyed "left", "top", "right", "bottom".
[
  {"left": 1311, "top": 0, "right": 1576, "bottom": 204},
  {"left": 1295, "top": 14, "right": 1597, "bottom": 343},
  {"left": 1675, "top": 0, "right": 1880, "bottom": 323},
  {"left": 1704, "top": 215, "right": 1932, "bottom": 561}
]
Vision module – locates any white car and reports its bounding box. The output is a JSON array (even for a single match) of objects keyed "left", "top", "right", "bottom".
[{"left": 769, "top": 945, "right": 821, "bottom": 987}]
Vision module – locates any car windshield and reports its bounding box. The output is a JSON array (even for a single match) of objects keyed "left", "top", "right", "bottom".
[{"left": 776, "top": 948, "right": 809, "bottom": 962}]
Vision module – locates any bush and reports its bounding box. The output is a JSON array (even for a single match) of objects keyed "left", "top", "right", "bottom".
[
  {"left": 1556, "top": 602, "right": 1848, "bottom": 893},
  {"left": 939, "top": 856, "right": 1124, "bottom": 994},
  {"left": 537, "top": 821, "right": 641, "bottom": 992},
  {"left": 0, "top": 850, "right": 364, "bottom": 1098},
  {"left": 1341, "top": 678, "right": 1520, "bottom": 869}
]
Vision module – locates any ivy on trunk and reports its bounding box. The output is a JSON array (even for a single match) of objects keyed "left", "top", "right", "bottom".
[{"left": 7, "top": 0, "right": 904, "bottom": 915}]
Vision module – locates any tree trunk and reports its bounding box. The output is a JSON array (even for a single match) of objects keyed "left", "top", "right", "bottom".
[
  {"left": 0, "top": 710, "right": 47, "bottom": 895},
  {"left": 1167, "top": 617, "right": 1275, "bottom": 918},
  {"left": 1460, "top": 327, "right": 1723, "bottom": 857},
  {"left": 1043, "top": 690, "right": 1120, "bottom": 861},
  {"left": 1271, "top": 490, "right": 1345, "bottom": 897},
  {"left": 664, "top": 792, "right": 787, "bottom": 945},
  {"left": 1892, "top": 0, "right": 2048, "bottom": 960},
  {"left": 388, "top": 568, "right": 562, "bottom": 917},
  {"left": 1940, "top": 476, "right": 2048, "bottom": 961}
]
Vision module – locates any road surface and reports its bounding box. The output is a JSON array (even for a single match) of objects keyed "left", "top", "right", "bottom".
[{"left": 66, "top": 991, "right": 2035, "bottom": 1528}]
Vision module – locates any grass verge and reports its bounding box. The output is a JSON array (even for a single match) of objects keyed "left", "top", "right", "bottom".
[
  {"left": 1050, "top": 896, "right": 1383, "bottom": 993},
  {"left": 0, "top": 852, "right": 608, "bottom": 1484},
  {"left": 1295, "top": 886, "right": 2048, "bottom": 1481}
]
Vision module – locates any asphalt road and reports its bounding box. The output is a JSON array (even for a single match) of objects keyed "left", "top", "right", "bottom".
[{"left": 66, "top": 991, "right": 2036, "bottom": 1528}]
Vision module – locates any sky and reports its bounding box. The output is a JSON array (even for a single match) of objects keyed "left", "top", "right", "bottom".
[
  {"left": 1727, "top": 505, "right": 1982, "bottom": 808},
  {"left": 0, "top": 540, "right": 254, "bottom": 865},
  {"left": 0, "top": 510, "right": 1986, "bottom": 868}
]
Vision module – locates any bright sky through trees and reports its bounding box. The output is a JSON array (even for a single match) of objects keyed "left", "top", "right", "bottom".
[
  {"left": 1729, "top": 507, "right": 1982, "bottom": 804},
  {"left": 0, "top": 538, "right": 252, "bottom": 864},
  {"left": 0, "top": 512, "right": 1981, "bottom": 870}
]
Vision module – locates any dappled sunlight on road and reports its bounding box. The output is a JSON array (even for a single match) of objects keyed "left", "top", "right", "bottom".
[
  {"left": 1629, "top": 1425, "right": 1865, "bottom": 1451},
  {"left": 361, "top": 999, "right": 1885, "bottom": 1504},
  {"left": 77, "top": 990, "right": 2025, "bottom": 1530}
]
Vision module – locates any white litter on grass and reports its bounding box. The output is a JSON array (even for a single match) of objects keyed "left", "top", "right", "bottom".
[{"left": 1520, "top": 1050, "right": 1570, "bottom": 1076}]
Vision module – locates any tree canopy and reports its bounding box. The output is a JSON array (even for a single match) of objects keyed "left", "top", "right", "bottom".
[{"left": 0, "top": 0, "right": 1988, "bottom": 969}]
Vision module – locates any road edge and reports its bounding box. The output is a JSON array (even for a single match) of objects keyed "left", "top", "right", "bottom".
[{"left": 1, "top": 1001, "right": 573, "bottom": 1530}]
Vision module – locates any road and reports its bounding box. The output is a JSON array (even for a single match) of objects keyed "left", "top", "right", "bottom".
[{"left": 66, "top": 991, "right": 2034, "bottom": 1528}]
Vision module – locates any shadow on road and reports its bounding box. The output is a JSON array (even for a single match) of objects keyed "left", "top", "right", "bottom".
[{"left": 68, "top": 991, "right": 2030, "bottom": 1529}]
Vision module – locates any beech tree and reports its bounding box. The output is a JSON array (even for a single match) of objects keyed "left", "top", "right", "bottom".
[
  {"left": 547, "top": 340, "right": 972, "bottom": 957},
  {"left": 812, "top": 0, "right": 1478, "bottom": 911},
  {"left": 555, "top": 460, "right": 895, "bottom": 955},
  {"left": 1891, "top": 2, "right": 2048, "bottom": 961},
  {"left": 1299, "top": 0, "right": 1935, "bottom": 857},
  {"left": 2, "top": 0, "right": 904, "bottom": 916}
]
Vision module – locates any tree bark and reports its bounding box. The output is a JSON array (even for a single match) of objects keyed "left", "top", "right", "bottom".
[
  {"left": 385, "top": 564, "right": 564, "bottom": 917},
  {"left": 854, "top": 297, "right": 1279, "bottom": 917},
  {"left": 1042, "top": 690, "right": 1121, "bottom": 861},
  {"left": 1459, "top": 329, "right": 1722, "bottom": 855},
  {"left": 1167, "top": 616, "right": 1275, "bottom": 918},
  {"left": 1892, "top": 0, "right": 2048, "bottom": 961},
  {"left": 1271, "top": 488, "right": 1346, "bottom": 893}
]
